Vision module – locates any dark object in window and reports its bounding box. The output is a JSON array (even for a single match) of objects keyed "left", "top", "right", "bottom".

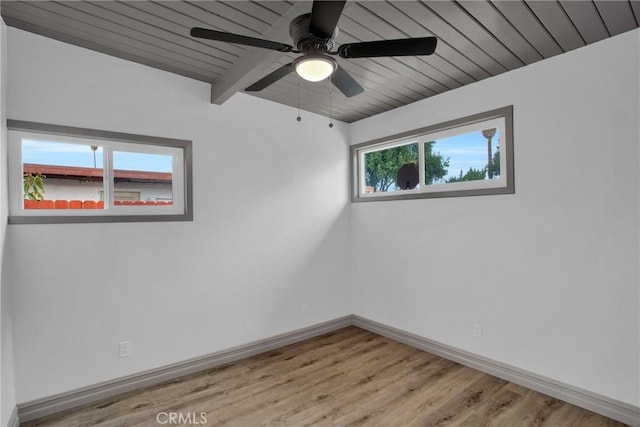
[{"left": 397, "top": 163, "right": 419, "bottom": 190}]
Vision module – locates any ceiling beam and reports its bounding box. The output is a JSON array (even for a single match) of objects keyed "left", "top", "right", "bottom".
[{"left": 209, "top": 2, "right": 309, "bottom": 105}]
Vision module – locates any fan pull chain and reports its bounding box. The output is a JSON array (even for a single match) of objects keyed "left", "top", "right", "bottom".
[
  {"left": 328, "top": 79, "right": 334, "bottom": 129},
  {"left": 296, "top": 80, "right": 302, "bottom": 122}
]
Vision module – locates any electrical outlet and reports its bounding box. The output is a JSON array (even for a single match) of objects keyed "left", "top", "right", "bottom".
[
  {"left": 473, "top": 323, "right": 483, "bottom": 338},
  {"left": 302, "top": 303, "right": 309, "bottom": 316},
  {"left": 119, "top": 341, "right": 132, "bottom": 358}
]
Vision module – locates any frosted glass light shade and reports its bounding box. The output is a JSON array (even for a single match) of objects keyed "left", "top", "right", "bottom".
[{"left": 294, "top": 56, "right": 337, "bottom": 82}]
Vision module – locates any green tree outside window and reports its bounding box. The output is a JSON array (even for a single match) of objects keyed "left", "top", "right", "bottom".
[
  {"left": 24, "top": 172, "right": 45, "bottom": 201},
  {"left": 364, "top": 142, "right": 450, "bottom": 192}
]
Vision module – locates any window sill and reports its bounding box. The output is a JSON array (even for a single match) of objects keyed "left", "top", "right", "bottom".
[{"left": 9, "top": 213, "right": 193, "bottom": 224}]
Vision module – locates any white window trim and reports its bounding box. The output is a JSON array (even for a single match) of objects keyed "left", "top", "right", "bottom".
[
  {"left": 351, "top": 106, "right": 514, "bottom": 202},
  {"left": 7, "top": 120, "right": 193, "bottom": 224}
]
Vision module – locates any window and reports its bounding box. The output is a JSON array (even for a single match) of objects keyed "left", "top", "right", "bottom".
[
  {"left": 8, "top": 120, "right": 193, "bottom": 223},
  {"left": 351, "top": 106, "right": 514, "bottom": 202}
]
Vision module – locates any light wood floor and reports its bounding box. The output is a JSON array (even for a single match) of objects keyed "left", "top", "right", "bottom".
[{"left": 23, "top": 326, "right": 626, "bottom": 427}]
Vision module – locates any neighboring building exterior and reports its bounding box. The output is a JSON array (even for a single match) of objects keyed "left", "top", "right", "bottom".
[{"left": 23, "top": 163, "right": 173, "bottom": 203}]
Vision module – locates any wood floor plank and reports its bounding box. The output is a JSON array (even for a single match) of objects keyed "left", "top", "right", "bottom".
[{"left": 22, "top": 326, "right": 626, "bottom": 427}]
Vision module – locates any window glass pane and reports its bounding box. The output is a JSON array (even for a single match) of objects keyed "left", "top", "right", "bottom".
[
  {"left": 112, "top": 151, "right": 173, "bottom": 206},
  {"left": 426, "top": 128, "right": 501, "bottom": 186},
  {"left": 22, "top": 139, "right": 104, "bottom": 209},
  {"left": 364, "top": 142, "right": 419, "bottom": 193}
]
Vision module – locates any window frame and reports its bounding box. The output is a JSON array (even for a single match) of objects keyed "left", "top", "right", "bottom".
[
  {"left": 350, "top": 106, "right": 514, "bottom": 202},
  {"left": 8, "top": 120, "right": 193, "bottom": 224}
]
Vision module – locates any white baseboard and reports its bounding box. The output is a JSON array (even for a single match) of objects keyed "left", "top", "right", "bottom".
[
  {"left": 17, "top": 315, "right": 640, "bottom": 427},
  {"left": 352, "top": 315, "right": 640, "bottom": 427},
  {"left": 17, "top": 316, "right": 353, "bottom": 423}
]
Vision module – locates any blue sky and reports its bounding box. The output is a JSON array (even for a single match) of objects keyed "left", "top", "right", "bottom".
[
  {"left": 433, "top": 129, "right": 500, "bottom": 181},
  {"left": 23, "top": 139, "right": 173, "bottom": 172}
]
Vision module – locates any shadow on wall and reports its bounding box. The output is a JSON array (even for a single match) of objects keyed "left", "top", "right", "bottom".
[
  {"left": 1, "top": 227, "right": 17, "bottom": 426},
  {"left": 243, "top": 202, "right": 352, "bottom": 335}
]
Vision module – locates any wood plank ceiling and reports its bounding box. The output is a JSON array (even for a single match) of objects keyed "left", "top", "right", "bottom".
[{"left": 2, "top": 1, "right": 639, "bottom": 123}]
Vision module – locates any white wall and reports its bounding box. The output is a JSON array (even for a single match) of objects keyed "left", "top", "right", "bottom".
[
  {"left": 1, "top": 18, "right": 17, "bottom": 427},
  {"left": 350, "top": 29, "right": 640, "bottom": 406},
  {"left": 6, "top": 28, "right": 351, "bottom": 403}
]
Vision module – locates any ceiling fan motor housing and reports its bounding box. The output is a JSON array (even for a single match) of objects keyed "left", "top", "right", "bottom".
[
  {"left": 290, "top": 13, "right": 337, "bottom": 53},
  {"left": 190, "top": 1, "right": 435, "bottom": 97}
]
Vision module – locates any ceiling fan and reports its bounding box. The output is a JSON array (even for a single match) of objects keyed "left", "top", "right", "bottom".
[{"left": 190, "top": 0, "right": 437, "bottom": 98}]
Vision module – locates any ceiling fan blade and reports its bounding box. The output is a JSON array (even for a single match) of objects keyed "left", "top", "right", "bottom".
[
  {"left": 191, "top": 28, "right": 293, "bottom": 52},
  {"left": 245, "top": 63, "right": 294, "bottom": 92},
  {"left": 309, "top": 0, "right": 346, "bottom": 39},
  {"left": 331, "top": 66, "right": 364, "bottom": 97},
  {"left": 338, "top": 37, "right": 437, "bottom": 58}
]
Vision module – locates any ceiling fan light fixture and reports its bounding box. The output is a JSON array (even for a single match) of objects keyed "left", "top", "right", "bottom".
[{"left": 294, "top": 55, "right": 337, "bottom": 82}]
